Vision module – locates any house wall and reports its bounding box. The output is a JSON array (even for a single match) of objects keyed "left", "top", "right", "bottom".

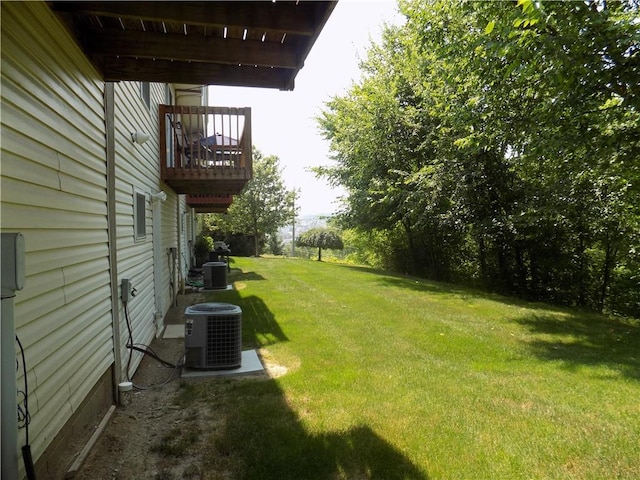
[
  {"left": 1, "top": 3, "right": 188, "bottom": 477},
  {"left": 112, "top": 81, "right": 158, "bottom": 380},
  {"left": 0, "top": 2, "right": 113, "bottom": 477},
  {"left": 112, "top": 82, "right": 186, "bottom": 380},
  {"left": 179, "top": 206, "right": 194, "bottom": 287},
  {"left": 162, "top": 193, "right": 180, "bottom": 307}
]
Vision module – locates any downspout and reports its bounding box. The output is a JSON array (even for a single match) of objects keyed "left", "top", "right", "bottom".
[
  {"left": 177, "top": 202, "right": 184, "bottom": 299},
  {"left": 1, "top": 233, "right": 25, "bottom": 480},
  {"left": 105, "top": 83, "right": 123, "bottom": 403}
]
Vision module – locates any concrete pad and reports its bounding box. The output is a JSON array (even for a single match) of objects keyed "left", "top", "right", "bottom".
[
  {"left": 181, "top": 350, "right": 264, "bottom": 378},
  {"left": 203, "top": 284, "right": 233, "bottom": 291},
  {"left": 163, "top": 324, "right": 184, "bottom": 339}
]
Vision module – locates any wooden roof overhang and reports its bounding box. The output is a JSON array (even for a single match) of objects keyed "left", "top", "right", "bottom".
[{"left": 49, "top": 1, "right": 337, "bottom": 90}]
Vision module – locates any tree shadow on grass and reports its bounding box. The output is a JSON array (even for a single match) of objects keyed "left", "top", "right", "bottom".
[
  {"left": 205, "top": 379, "right": 429, "bottom": 480},
  {"left": 341, "top": 264, "right": 587, "bottom": 312},
  {"left": 340, "top": 264, "right": 517, "bottom": 303},
  {"left": 198, "top": 274, "right": 428, "bottom": 479},
  {"left": 240, "top": 294, "right": 289, "bottom": 346},
  {"left": 203, "top": 275, "right": 288, "bottom": 347},
  {"left": 374, "top": 272, "right": 556, "bottom": 310},
  {"left": 340, "top": 265, "right": 640, "bottom": 381},
  {"left": 376, "top": 275, "right": 476, "bottom": 297},
  {"left": 233, "top": 268, "right": 267, "bottom": 282},
  {"left": 339, "top": 264, "right": 469, "bottom": 296},
  {"left": 515, "top": 313, "right": 640, "bottom": 380}
]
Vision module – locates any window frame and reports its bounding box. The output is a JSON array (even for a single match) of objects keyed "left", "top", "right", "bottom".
[
  {"left": 139, "top": 81, "right": 151, "bottom": 109},
  {"left": 134, "top": 189, "right": 147, "bottom": 241}
]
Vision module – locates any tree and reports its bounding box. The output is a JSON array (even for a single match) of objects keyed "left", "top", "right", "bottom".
[
  {"left": 296, "top": 228, "right": 344, "bottom": 261},
  {"left": 213, "top": 148, "right": 295, "bottom": 256},
  {"left": 194, "top": 234, "right": 213, "bottom": 266},
  {"left": 266, "top": 233, "right": 285, "bottom": 256},
  {"left": 315, "top": 0, "right": 640, "bottom": 315}
]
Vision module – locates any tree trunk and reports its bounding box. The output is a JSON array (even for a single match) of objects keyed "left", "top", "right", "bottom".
[
  {"left": 496, "top": 241, "right": 510, "bottom": 293},
  {"left": 515, "top": 243, "right": 527, "bottom": 295},
  {"left": 317, "top": 247, "right": 322, "bottom": 261},
  {"left": 599, "top": 235, "right": 618, "bottom": 313},
  {"left": 478, "top": 234, "right": 487, "bottom": 286},
  {"left": 576, "top": 234, "right": 587, "bottom": 307},
  {"left": 401, "top": 218, "right": 417, "bottom": 275},
  {"left": 252, "top": 215, "right": 260, "bottom": 256}
]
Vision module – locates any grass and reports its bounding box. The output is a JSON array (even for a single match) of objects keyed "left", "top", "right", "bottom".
[
  {"left": 151, "top": 405, "right": 201, "bottom": 458},
  {"left": 185, "top": 257, "right": 639, "bottom": 479}
]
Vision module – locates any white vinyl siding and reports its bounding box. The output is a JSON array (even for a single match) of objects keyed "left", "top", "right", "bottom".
[
  {"left": 178, "top": 200, "right": 191, "bottom": 283},
  {"left": 1, "top": 3, "right": 193, "bottom": 475},
  {"left": 114, "top": 80, "right": 179, "bottom": 379},
  {"left": 185, "top": 208, "right": 197, "bottom": 267},
  {"left": 162, "top": 196, "right": 177, "bottom": 299},
  {"left": 0, "top": 1, "right": 112, "bottom": 472}
]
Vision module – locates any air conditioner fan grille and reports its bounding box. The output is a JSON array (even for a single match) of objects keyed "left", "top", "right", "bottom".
[{"left": 206, "top": 315, "right": 242, "bottom": 367}]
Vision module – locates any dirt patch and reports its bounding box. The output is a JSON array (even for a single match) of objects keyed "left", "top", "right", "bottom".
[
  {"left": 61, "top": 295, "right": 223, "bottom": 479},
  {"left": 67, "top": 291, "right": 289, "bottom": 480},
  {"left": 74, "top": 337, "right": 198, "bottom": 480}
]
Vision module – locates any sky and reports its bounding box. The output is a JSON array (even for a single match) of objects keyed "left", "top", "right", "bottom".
[{"left": 208, "top": 1, "right": 403, "bottom": 216}]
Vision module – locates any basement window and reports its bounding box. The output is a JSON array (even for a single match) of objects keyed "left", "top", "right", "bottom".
[{"left": 134, "top": 190, "right": 147, "bottom": 240}]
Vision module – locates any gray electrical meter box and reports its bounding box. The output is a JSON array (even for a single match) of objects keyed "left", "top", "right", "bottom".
[{"left": 1, "top": 232, "right": 25, "bottom": 295}]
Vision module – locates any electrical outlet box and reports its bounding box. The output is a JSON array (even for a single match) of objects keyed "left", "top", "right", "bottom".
[
  {"left": 121, "top": 278, "right": 132, "bottom": 302},
  {"left": 1, "top": 232, "right": 25, "bottom": 294}
]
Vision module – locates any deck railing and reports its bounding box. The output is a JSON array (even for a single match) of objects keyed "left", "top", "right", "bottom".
[{"left": 159, "top": 105, "right": 252, "bottom": 195}]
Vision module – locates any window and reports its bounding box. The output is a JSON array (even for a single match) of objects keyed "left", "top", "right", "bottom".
[
  {"left": 134, "top": 190, "right": 147, "bottom": 240},
  {"left": 139, "top": 82, "right": 150, "bottom": 109}
]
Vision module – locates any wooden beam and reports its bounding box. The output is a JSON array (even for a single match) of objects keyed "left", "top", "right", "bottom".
[
  {"left": 101, "top": 57, "right": 295, "bottom": 89},
  {"left": 66, "top": 405, "right": 117, "bottom": 478},
  {"left": 86, "top": 29, "right": 301, "bottom": 69},
  {"left": 50, "top": 1, "right": 329, "bottom": 36}
]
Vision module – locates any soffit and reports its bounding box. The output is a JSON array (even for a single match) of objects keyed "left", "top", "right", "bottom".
[{"left": 49, "top": 1, "right": 337, "bottom": 90}]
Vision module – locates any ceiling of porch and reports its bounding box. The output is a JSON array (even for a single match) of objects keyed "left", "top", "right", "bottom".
[{"left": 49, "top": 1, "right": 337, "bottom": 90}]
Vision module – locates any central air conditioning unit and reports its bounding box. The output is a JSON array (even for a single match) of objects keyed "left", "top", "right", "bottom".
[
  {"left": 184, "top": 303, "right": 242, "bottom": 370},
  {"left": 203, "top": 261, "right": 227, "bottom": 289}
]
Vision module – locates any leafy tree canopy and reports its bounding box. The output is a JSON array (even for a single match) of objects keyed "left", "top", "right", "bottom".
[
  {"left": 211, "top": 148, "right": 296, "bottom": 256},
  {"left": 315, "top": 0, "right": 640, "bottom": 315}
]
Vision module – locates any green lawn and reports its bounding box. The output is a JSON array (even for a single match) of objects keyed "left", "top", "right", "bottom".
[{"left": 187, "top": 257, "right": 639, "bottom": 480}]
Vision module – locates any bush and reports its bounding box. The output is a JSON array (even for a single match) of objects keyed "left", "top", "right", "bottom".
[{"left": 194, "top": 235, "right": 213, "bottom": 266}]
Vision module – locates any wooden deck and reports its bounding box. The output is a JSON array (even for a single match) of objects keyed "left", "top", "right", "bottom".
[{"left": 160, "top": 105, "right": 252, "bottom": 195}]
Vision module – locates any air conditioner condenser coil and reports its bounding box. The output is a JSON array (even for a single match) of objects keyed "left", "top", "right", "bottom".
[
  {"left": 203, "top": 261, "right": 227, "bottom": 289},
  {"left": 184, "top": 303, "right": 242, "bottom": 369}
]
